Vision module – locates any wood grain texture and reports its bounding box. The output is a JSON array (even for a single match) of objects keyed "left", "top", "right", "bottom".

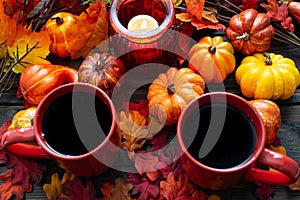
[{"left": 0, "top": 31, "right": 300, "bottom": 199}]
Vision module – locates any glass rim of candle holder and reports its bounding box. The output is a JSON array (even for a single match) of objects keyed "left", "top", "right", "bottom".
[{"left": 109, "top": 0, "right": 175, "bottom": 43}]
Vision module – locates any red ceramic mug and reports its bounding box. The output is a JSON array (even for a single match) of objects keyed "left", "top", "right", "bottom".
[
  {"left": 1, "top": 83, "right": 119, "bottom": 177},
  {"left": 177, "top": 92, "right": 300, "bottom": 190}
]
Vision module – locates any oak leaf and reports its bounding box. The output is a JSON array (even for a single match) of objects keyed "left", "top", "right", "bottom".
[
  {"left": 117, "top": 110, "right": 151, "bottom": 159},
  {"left": 0, "top": 170, "right": 32, "bottom": 200},
  {"left": 126, "top": 172, "right": 160, "bottom": 200},
  {"left": 134, "top": 152, "right": 160, "bottom": 181},
  {"left": 7, "top": 24, "right": 51, "bottom": 73},
  {"left": 160, "top": 173, "right": 196, "bottom": 200},
  {"left": 43, "top": 172, "right": 76, "bottom": 200},
  {"left": 110, "top": 178, "right": 134, "bottom": 200},
  {"left": 176, "top": 12, "right": 194, "bottom": 22},
  {"left": 6, "top": 154, "right": 46, "bottom": 190},
  {"left": 58, "top": 178, "right": 99, "bottom": 200},
  {"left": 260, "top": 0, "right": 295, "bottom": 32},
  {"left": 100, "top": 182, "right": 114, "bottom": 200},
  {"left": 202, "top": 7, "right": 218, "bottom": 23}
]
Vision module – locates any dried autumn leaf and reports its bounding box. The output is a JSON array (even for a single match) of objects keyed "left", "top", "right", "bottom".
[
  {"left": 289, "top": 175, "right": 300, "bottom": 190},
  {"left": 0, "top": 1, "right": 17, "bottom": 57},
  {"left": 43, "top": 172, "right": 76, "bottom": 200},
  {"left": 255, "top": 183, "right": 275, "bottom": 200},
  {"left": 160, "top": 173, "right": 196, "bottom": 200},
  {"left": 110, "top": 178, "right": 134, "bottom": 200},
  {"left": 191, "top": 18, "right": 226, "bottom": 31},
  {"left": 260, "top": 0, "right": 294, "bottom": 31},
  {"left": 172, "top": 0, "right": 182, "bottom": 7},
  {"left": 239, "top": 0, "right": 261, "bottom": 10},
  {"left": 0, "top": 170, "right": 32, "bottom": 200},
  {"left": 202, "top": 7, "right": 218, "bottom": 23},
  {"left": 117, "top": 110, "right": 151, "bottom": 159},
  {"left": 100, "top": 182, "right": 114, "bottom": 200},
  {"left": 134, "top": 152, "right": 160, "bottom": 181},
  {"left": 176, "top": 12, "right": 194, "bottom": 22},
  {"left": 59, "top": 178, "right": 99, "bottom": 200},
  {"left": 69, "top": 0, "right": 109, "bottom": 59},
  {"left": 185, "top": 0, "right": 205, "bottom": 21},
  {"left": 7, "top": 24, "right": 51, "bottom": 73},
  {"left": 6, "top": 154, "right": 46, "bottom": 190},
  {"left": 126, "top": 173, "right": 160, "bottom": 200}
]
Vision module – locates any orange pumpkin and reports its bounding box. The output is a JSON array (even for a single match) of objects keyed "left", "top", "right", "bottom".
[
  {"left": 188, "top": 36, "right": 236, "bottom": 83},
  {"left": 45, "top": 12, "right": 91, "bottom": 58},
  {"left": 147, "top": 67, "right": 205, "bottom": 126},
  {"left": 78, "top": 52, "right": 126, "bottom": 95},
  {"left": 249, "top": 99, "right": 281, "bottom": 145},
  {"left": 19, "top": 64, "right": 78, "bottom": 106},
  {"left": 225, "top": 9, "right": 275, "bottom": 56}
]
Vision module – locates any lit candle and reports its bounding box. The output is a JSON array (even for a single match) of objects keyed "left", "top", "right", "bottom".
[{"left": 127, "top": 15, "right": 159, "bottom": 33}]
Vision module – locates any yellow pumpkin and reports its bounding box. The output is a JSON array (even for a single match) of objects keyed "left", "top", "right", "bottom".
[
  {"left": 188, "top": 36, "right": 236, "bottom": 83},
  {"left": 147, "top": 67, "right": 205, "bottom": 126},
  {"left": 236, "top": 52, "right": 300, "bottom": 100}
]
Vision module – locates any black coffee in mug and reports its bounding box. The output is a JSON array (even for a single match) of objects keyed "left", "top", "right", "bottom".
[
  {"left": 184, "top": 103, "right": 256, "bottom": 169},
  {"left": 42, "top": 91, "right": 112, "bottom": 156}
]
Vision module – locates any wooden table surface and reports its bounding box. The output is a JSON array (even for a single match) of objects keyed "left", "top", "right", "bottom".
[{"left": 1, "top": 29, "right": 300, "bottom": 199}]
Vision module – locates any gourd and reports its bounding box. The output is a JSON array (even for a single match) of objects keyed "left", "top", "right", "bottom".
[
  {"left": 19, "top": 64, "right": 78, "bottom": 105},
  {"left": 78, "top": 52, "right": 126, "bottom": 95},
  {"left": 225, "top": 9, "right": 275, "bottom": 56},
  {"left": 188, "top": 36, "right": 236, "bottom": 83},
  {"left": 147, "top": 67, "right": 206, "bottom": 125},
  {"left": 235, "top": 52, "right": 300, "bottom": 100}
]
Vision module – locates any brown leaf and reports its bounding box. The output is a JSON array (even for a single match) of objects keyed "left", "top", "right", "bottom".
[
  {"left": 202, "top": 7, "right": 218, "bottom": 23},
  {"left": 110, "top": 178, "right": 134, "bottom": 200},
  {"left": 117, "top": 111, "right": 151, "bottom": 159},
  {"left": 176, "top": 12, "right": 194, "bottom": 22},
  {"left": 43, "top": 172, "right": 76, "bottom": 200},
  {"left": 160, "top": 173, "right": 196, "bottom": 200}
]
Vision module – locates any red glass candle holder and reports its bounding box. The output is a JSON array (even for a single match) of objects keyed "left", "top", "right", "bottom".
[{"left": 109, "top": 0, "right": 176, "bottom": 71}]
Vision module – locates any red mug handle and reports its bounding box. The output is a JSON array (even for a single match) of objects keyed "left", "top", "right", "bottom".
[
  {"left": 0, "top": 126, "right": 49, "bottom": 159},
  {"left": 244, "top": 148, "right": 300, "bottom": 185}
]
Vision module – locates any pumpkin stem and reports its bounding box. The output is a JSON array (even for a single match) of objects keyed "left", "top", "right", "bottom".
[
  {"left": 236, "top": 32, "right": 249, "bottom": 41},
  {"left": 208, "top": 45, "right": 216, "bottom": 54},
  {"left": 51, "top": 17, "right": 64, "bottom": 25},
  {"left": 167, "top": 83, "right": 175, "bottom": 95},
  {"left": 263, "top": 52, "right": 272, "bottom": 65}
]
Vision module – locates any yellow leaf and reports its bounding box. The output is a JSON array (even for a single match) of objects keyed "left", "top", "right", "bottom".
[
  {"left": 7, "top": 25, "right": 51, "bottom": 73},
  {"left": 202, "top": 7, "right": 219, "bottom": 23},
  {"left": 176, "top": 12, "right": 194, "bottom": 22},
  {"left": 43, "top": 172, "right": 76, "bottom": 200},
  {"left": 172, "top": 0, "right": 183, "bottom": 7}
]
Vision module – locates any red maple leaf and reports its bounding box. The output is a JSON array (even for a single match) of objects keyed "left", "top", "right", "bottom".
[
  {"left": 191, "top": 18, "right": 226, "bottom": 31},
  {"left": 260, "top": 0, "right": 295, "bottom": 31},
  {"left": 0, "top": 120, "right": 11, "bottom": 164}
]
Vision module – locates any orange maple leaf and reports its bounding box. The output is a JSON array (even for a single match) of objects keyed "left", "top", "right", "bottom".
[
  {"left": 0, "top": 1, "right": 17, "bottom": 57},
  {"left": 185, "top": 0, "right": 205, "bottom": 21},
  {"left": 68, "top": 0, "right": 109, "bottom": 59},
  {"left": 7, "top": 24, "right": 51, "bottom": 73}
]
